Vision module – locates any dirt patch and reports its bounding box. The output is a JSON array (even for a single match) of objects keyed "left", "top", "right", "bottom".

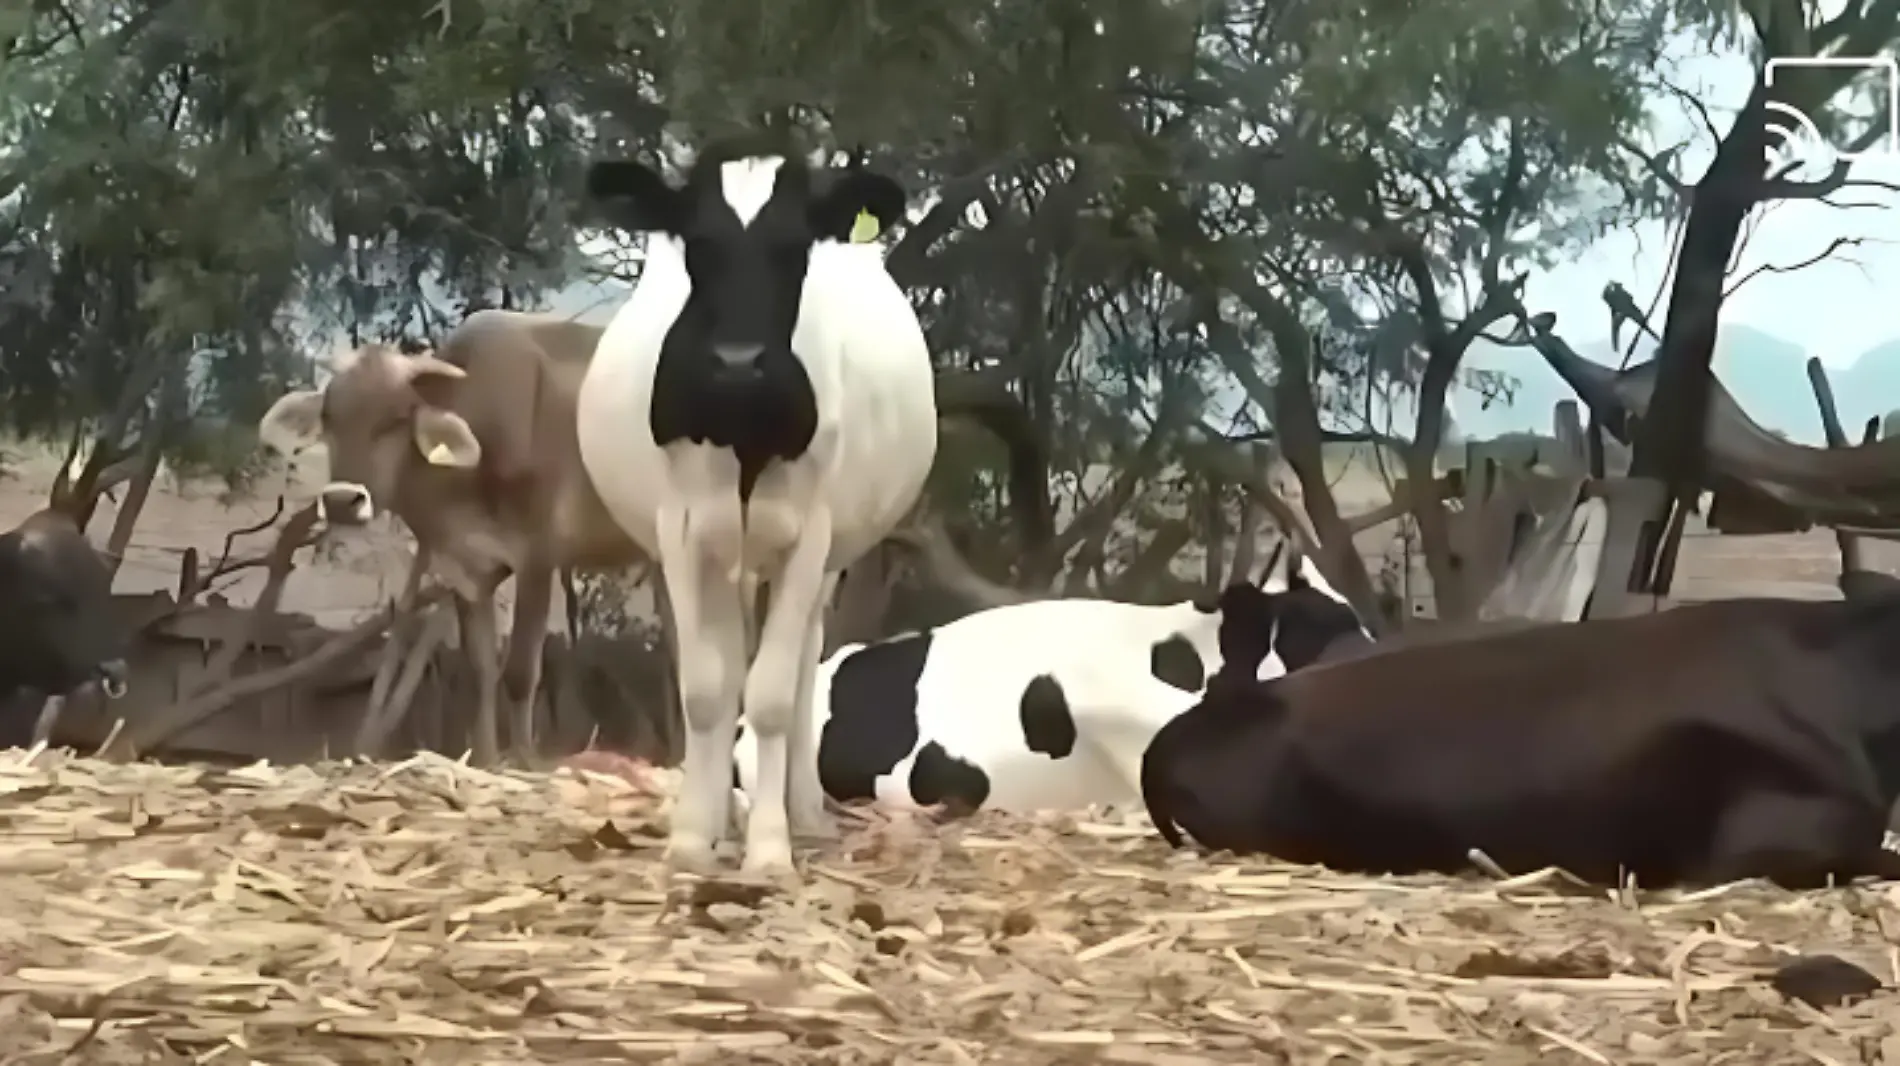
[{"left": 0, "top": 750, "right": 1894, "bottom": 1063}]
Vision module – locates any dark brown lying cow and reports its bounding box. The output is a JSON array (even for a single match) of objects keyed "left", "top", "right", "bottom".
[
  {"left": 0, "top": 511, "right": 130, "bottom": 744},
  {"left": 1141, "top": 592, "right": 1900, "bottom": 889}
]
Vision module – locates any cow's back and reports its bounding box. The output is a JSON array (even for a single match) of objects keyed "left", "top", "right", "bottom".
[
  {"left": 441, "top": 311, "right": 631, "bottom": 566},
  {"left": 1314, "top": 616, "right": 1550, "bottom": 667}
]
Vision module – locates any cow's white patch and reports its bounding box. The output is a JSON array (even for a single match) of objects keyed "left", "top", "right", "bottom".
[{"left": 719, "top": 156, "right": 786, "bottom": 228}]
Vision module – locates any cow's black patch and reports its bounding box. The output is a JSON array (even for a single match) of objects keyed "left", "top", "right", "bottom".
[
  {"left": 586, "top": 145, "right": 905, "bottom": 504},
  {"left": 1019, "top": 674, "right": 1077, "bottom": 758},
  {"left": 909, "top": 741, "right": 990, "bottom": 814},
  {"left": 731, "top": 722, "right": 745, "bottom": 790},
  {"left": 817, "top": 630, "right": 933, "bottom": 802},
  {"left": 1149, "top": 634, "right": 1206, "bottom": 692},
  {"left": 1267, "top": 588, "right": 1367, "bottom": 672}
]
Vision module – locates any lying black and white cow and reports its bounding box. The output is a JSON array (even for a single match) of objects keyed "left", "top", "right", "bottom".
[
  {"left": 733, "top": 546, "right": 1370, "bottom": 814},
  {"left": 1143, "top": 585, "right": 1900, "bottom": 889}
]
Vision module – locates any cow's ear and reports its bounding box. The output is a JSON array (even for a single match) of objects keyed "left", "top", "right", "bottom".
[
  {"left": 809, "top": 169, "right": 905, "bottom": 244},
  {"left": 258, "top": 390, "right": 325, "bottom": 455},
  {"left": 413, "top": 408, "right": 482, "bottom": 468},
  {"left": 585, "top": 160, "right": 685, "bottom": 234}
]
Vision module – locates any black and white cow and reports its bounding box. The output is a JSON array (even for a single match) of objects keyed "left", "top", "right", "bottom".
[
  {"left": 576, "top": 140, "right": 935, "bottom": 876},
  {"left": 733, "top": 546, "right": 1369, "bottom": 814}
]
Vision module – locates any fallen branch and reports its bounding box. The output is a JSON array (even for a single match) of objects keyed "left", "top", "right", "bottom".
[
  {"left": 358, "top": 548, "right": 433, "bottom": 752},
  {"left": 176, "top": 496, "right": 290, "bottom": 602},
  {"left": 110, "top": 586, "right": 451, "bottom": 759},
  {"left": 195, "top": 503, "right": 322, "bottom": 689},
  {"left": 354, "top": 602, "right": 453, "bottom": 756},
  {"left": 889, "top": 513, "right": 1043, "bottom": 609}
]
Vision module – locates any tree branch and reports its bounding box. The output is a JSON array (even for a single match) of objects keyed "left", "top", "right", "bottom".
[
  {"left": 885, "top": 154, "right": 1025, "bottom": 288},
  {"left": 1726, "top": 235, "right": 1868, "bottom": 296}
]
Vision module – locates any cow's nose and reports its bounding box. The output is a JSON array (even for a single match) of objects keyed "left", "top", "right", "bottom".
[
  {"left": 317, "top": 483, "right": 374, "bottom": 525},
  {"left": 712, "top": 343, "right": 766, "bottom": 368},
  {"left": 96, "top": 658, "right": 128, "bottom": 699}
]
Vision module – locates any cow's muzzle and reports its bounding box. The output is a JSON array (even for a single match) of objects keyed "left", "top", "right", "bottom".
[
  {"left": 317, "top": 482, "right": 375, "bottom": 526},
  {"left": 96, "top": 658, "right": 128, "bottom": 699}
]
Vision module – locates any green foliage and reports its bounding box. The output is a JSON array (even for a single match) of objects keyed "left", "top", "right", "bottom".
[{"left": 1, "top": 0, "right": 1891, "bottom": 592}]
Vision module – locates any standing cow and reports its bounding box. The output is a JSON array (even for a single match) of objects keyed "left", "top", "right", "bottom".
[
  {"left": 576, "top": 141, "right": 936, "bottom": 877},
  {"left": 0, "top": 510, "right": 130, "bottom": 745},
  {"left": 730, "top": 545, "right": 1371, "bottom": 816},
  {"left": 258, "top": 311, "right": 646, "bottom": 765}
]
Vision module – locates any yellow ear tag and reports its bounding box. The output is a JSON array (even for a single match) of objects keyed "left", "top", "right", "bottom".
[
  {"left": 849, "top": 210, "right": 880, "bottom": 244},
  {"left": 426, "top": 442, "right": 458, "bottom": 466}
]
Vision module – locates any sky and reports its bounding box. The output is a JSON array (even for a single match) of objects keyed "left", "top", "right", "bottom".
[{"left": 1530, "top": 33, "right": 1900, "bottom": 367}]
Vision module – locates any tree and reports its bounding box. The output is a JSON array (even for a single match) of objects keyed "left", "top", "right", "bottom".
[{"left": 1612, "top": 0, "right": 1900, "bottom": 605}]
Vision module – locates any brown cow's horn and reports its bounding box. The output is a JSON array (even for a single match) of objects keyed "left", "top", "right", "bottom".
[{"left": 399, "top": 353, "right": 467, "bottom": 383}]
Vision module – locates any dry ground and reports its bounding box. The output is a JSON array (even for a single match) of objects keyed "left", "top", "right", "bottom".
[
  {"left": 4, "top": 440, "right": 1899, "bottom": 1062},
  {"left": 0, "top": 749, "right": 1895, "bottom": 1065}
]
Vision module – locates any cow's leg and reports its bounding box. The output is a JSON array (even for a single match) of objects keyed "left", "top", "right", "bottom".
[
  {"left": 455, "top": 589, "right": 503, "bottom": 767},
  {"left": 788, "top": 572, "right": 839, "bottom": 842},
  {"left": 658, "top": 504, "right": 747, "bottom": 874},
  {"left": 502, "top": 561, "right": 554, "bottom": 763},
  {"left": 31, "top": 693, "right": 63, "bottom": 749},
  {"left": 1702, "top": 790, "right": 1893, "bottom": 889},
  {"left": 740, "top": 507, "right": 834, "bottom": 876}
]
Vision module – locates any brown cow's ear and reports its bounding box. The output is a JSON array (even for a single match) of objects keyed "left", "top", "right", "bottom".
[
  {"left": 413, "top": 408, "right": 482, "bottom": 468},
  {"left": 258, "top": 390, "right": 324, "bottom": 455}
]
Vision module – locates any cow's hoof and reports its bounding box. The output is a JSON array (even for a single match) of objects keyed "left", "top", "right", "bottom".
[
  {"left": 740, "top": 840, "right": 798, "bottom": 881},
  {"left": 666, "top": 834, "right": 724, "bottom": 876}
]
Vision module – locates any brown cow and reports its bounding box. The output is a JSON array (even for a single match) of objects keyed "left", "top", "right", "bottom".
[
  {"left": 1142, "top": 590, "right": 1900, "bottom": 889},
  {"left": 258, "top": 310, "right": 646, "bottom": 765}
]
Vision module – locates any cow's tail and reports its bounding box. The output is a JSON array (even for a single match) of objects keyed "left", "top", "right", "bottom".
[{"left": 1140, "top": 721, "right": 1188, "bottom": 848}]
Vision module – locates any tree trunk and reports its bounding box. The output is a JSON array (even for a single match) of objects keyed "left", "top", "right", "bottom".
[{"left": 1624, "top": 82, "right": 1770, "bottom": 596}]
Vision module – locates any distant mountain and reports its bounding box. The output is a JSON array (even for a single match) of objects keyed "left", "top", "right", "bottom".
[
  {"left": 1450, "top": 325, "right": 1900, "bottom": 444},
  {"left": 1833, "top": 339, "right": 1900, "bottom": 440}
]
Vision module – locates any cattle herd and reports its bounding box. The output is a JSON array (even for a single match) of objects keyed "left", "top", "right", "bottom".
[{"left": 6, "top": 137, "right": 1900, "bottom": 897}]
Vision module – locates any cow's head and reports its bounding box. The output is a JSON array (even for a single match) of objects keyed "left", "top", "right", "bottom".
[
  {"left": 583, "top": 144, "right": 906, "bottom": 373},
  {"left": 257, "top": 344, "right": 482, "bottom": 527},
  {"left": 0, "top": 511, "right": 129, "bottom": 700},
  {"left": 1145, "top": 543, "right": 1365, "bottom": 694},
  {"left": 1188, "top": 542, "right": 1371, "bottom": 692}
]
